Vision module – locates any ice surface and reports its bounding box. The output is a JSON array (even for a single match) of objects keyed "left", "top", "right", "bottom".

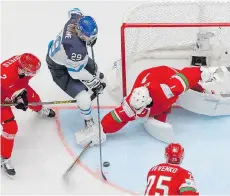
[{"left": 1, "top": 1, "right": 230, "bottom": 195}]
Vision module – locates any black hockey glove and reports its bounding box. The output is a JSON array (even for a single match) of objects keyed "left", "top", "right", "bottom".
[
  {"left": 83, "top": 76, "right": 106, "bottom": 95},
  {"left": 92, "top": 82, "right": 106, "bottom": 95},
  {"left": 87, "top": 37, "right": 97, "bottom": 46},
  {"left": 12, "top": 89, "right": 28, "bottom": 111}
]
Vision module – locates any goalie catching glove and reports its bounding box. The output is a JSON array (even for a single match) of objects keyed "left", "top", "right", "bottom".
[
  {"left": 11, "top": 89, "right": 28, "bottom": 111},
  {"left": 199, "top": 66, "right": 230, "bottom": 94},
  {"left": 75, "top": 122, "right": 106, "bottom": 147}
]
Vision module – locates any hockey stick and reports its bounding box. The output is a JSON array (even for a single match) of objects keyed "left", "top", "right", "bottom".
[
  {"left": 96, "top": 94, "right": 107, "bottom": 181},
  {"left": 63, "top": 141, "right": 92, "bottom": 178},
  {"left": 91, "top": 46, "right": 107, "bottom": 181},
  {"left": 1, "top": 93, "right": 96, "bottom": 107}
]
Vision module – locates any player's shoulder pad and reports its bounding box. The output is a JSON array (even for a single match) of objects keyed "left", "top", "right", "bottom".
[
  {"left": 179, "top": 167, "right": 195, "bottom": 180},
  {"left": 62, "top": 18, "right": 78, "bottom": 43}
]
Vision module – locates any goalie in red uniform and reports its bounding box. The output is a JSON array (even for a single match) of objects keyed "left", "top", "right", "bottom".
[
  {"left": 75, "top": 63, "right": 228, "bottom": 146},
  {"left": 1, "top": 53, "right": 55, "bottom": 178},
  {"left": 145, "top": 143, "right": 199, "bottom": 195}
]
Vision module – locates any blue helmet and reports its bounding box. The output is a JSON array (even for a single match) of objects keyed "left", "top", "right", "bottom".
[{"left": 77, "top": 16, "right": 98, "bottom": 38}]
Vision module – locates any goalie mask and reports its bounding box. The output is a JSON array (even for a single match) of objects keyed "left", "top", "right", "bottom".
[{"left": 130, "top": 86, "right": 152, "bottom": 114}]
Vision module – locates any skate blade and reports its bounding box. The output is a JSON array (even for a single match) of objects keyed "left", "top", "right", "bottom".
[{"left": 1, "top": 168, "right": 15, "bottom": 179}]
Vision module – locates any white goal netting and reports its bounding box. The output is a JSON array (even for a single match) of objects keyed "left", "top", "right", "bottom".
[
  {"left": 123, "top": 0, "right": 230, "bottom": 61},
  {"left": 118, "top": 0, "right": 230, "bottom": 97},
  {"left": 106, "top": 0, "right": 230, "bottom": 115}
]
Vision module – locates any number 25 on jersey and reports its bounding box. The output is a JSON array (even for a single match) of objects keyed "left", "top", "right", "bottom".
[{"left": 145, "top": 175, "right": 172, "bottom": 196}]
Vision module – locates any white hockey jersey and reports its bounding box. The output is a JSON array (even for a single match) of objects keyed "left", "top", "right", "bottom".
[{"left": 48, "top": 13, "right": 94, "bottom": 81}]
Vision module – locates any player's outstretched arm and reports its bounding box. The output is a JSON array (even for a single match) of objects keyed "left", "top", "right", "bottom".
[
  {"left": 163, "top": 66, "right": 202, "bottom": 97},
  {"left": 101, "top": 108, "right": 129, "bottom": 134}
]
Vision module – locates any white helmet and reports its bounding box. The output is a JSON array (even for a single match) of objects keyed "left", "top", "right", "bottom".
[{"left": 130, "top": 86, "right": 152, "bottom": 114}]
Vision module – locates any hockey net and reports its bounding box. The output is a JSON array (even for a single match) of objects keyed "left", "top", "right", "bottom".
[{"left": 110, "top": 0, "right": 230, "bottom": 100}]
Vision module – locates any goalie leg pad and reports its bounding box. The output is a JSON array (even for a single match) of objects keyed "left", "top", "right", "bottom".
[
  {"left": 75, "top": 90, "right": 92, "bottom": 120},
  {"left": 144, "top": 117, "right": 175, "bottom": 144}
]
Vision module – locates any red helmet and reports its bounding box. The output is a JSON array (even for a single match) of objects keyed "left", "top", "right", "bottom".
[
  {"left": 165, "top": 143, "right": 184, "bottom": 164},
  {"left": 18, "top": 53, "right": 41, "bottom": 76}
]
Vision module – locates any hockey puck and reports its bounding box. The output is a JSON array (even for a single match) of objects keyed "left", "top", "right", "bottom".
[{"left": 103, "top": 161, "right": 110, "bottom": 167}]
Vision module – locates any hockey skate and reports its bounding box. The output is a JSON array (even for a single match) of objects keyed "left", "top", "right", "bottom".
[
  {"left": 1, "top": 157, "right": 16, "bottom": 179},
  {"left": 37, "top": 107, "right": 56, "bottom": 118},
  {"left": 75, "top": 122, "right": 106, "bottom": 147}
]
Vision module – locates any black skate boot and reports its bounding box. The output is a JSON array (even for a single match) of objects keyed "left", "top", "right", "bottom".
[
  {"left": 38, "top": 107, "right": 56, "bottom": 118},
  {"left": 1, "top": 157, "right": 16, "bottom": 179},
  {"left": 84, "top": 118, "right": 94, "bottom": 128}
]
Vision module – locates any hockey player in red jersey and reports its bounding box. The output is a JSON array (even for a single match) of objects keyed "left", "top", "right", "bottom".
[
  {"left": 101, "top": 66, "right": 203, "bottom": 134},
  {"left": 1, "top": 53, "right": 55, "bottom": 178},
  {"left": 75, "top": 64, "right": 228, "bottom": 146},
  {"left": 145, "top": 143, "right": 199, "bottom": 195}
]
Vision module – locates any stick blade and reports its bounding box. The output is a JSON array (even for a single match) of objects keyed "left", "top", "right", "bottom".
[{"left": 101, "top": 172, "right": 107, "bottom": 181}]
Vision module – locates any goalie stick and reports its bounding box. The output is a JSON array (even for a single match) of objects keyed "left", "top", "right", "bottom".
[
  {"left": 1, "top": 93, "right": 96, "bottom": 107},
  {"left": 91, "top": 46, "right": 107, "bottom": 181}
]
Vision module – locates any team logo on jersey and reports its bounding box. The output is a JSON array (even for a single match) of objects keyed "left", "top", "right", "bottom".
[{"left": 160, "top": 84, "right": 174, "bottom": 99}]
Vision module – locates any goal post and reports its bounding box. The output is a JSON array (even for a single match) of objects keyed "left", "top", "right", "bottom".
[
  {"left": 121, "top": 23, "right": 230, "bottom": 97},
  {"left": 104, "top": 0, "right": 230, "bottom": 115},
  {"left": 119, "top": 0, "right": 230, "bottom": 97}
]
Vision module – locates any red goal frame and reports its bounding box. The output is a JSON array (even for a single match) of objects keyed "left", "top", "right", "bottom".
[{"left": 121, "top": 22, "right": 230, "bottom": 97}]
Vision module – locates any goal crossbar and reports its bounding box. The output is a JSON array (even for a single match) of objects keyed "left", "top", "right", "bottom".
[{"left": 121, "top": 22, "right": 230, "bottom": 96}]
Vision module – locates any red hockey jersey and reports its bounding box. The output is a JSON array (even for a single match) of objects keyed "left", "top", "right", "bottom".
[
  {"left": 145, "top": 163, "right": 199, "bottom": 195},
  {"left": 102, "top": 66, "right": 202, "bottom": 134},
  {"left": 1, "top": 56, "right": 33, "bottom": 101}
]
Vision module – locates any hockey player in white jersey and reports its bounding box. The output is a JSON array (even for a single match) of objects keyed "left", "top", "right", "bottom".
[{"left": 46, "top": 8, "right": 106, "bottom": 128}]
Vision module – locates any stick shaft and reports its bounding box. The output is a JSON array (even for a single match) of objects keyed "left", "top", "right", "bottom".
[
  {"left": 91, "top": 46, "right": 107, "bottom": 181},
  {"left": 1, "top": 93, "right": 96, "bottom": 107},
  {"left": 63, "top": 141, "right": 92, "bottom": 176}
]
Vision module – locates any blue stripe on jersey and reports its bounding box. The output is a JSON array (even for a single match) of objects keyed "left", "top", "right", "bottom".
[
  {"left": 80, "top": 108, "right": 92, "bottom": 115},
  {"left": 81, "top": 108, "right": 91, "bottom": 112},
  {"left": 67, "top": 63, "right": 85, "bottom": 72}
]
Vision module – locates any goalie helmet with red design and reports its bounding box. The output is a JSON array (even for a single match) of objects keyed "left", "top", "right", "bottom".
[
  {"left": 18, "top": 53, "right": 41, "bottom": 76},
  {"left": 165, "top": 143, "right": 184, "bottom": 164}
]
